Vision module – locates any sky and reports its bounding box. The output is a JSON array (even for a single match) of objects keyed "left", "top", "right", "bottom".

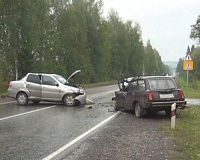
[{"left": 102, "top": 0, "right": 200, "bottom": 62}]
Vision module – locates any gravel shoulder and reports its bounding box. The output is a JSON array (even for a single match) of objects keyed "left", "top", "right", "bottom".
[{"left": 63, "top": 111, "right": 184, "bottom": 160}]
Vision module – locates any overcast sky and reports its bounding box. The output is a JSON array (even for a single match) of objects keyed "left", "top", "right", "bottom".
[{"left": 102, "top": 0, "right": 200, "bottom": 62}]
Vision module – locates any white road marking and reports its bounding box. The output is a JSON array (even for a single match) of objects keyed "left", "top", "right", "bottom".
[
  {"left": 0, "top": 105, "right": 57, "bottom": 121},
  {"left": 43, "top": 112, "right": 120, "bottom": 160},
  {"left": 0, "top": 101, "right": 16, "bottom": 105}
]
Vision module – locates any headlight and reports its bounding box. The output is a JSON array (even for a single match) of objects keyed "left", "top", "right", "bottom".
[{"left": 77, "top": 89, "right": 84, "bottom": 94}]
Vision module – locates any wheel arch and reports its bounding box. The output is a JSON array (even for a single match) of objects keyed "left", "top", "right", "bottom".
[{"left": 16, "top": 91, "right": 28, "bottom": 99}]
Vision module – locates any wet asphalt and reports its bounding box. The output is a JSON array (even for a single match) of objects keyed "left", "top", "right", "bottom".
[
  {"left": 0, "top": 85, "right": 199, "bottom": 160},
  {"left": 0, "top": 85, "right": 118, "bottom": 160}
]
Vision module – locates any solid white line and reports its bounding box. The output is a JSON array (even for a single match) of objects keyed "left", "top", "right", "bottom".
[
  {"left": 0, "top": 105, "right": 57, "bottom": 121},
  {"left": 0, "top": 101, "right": 16, "bottom": 105},
  {"left": 43, "top": 112, "right": 120, "bottom": 160}
]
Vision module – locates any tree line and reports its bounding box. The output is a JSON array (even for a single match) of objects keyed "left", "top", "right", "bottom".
[
  {"left": 0, "top": 0, "right": 170, "bottom": 91},
  {"left": 176, "top": 15, "right": 200, "bottom": 87}
]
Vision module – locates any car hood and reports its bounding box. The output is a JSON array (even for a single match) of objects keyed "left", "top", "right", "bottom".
[{"left": 67, "top": 70, "right": 81, "bottom": 82}]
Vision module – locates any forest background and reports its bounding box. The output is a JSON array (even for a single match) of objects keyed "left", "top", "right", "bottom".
[{"left": 1, "top": 0, "right": 199, "bottom": 93}]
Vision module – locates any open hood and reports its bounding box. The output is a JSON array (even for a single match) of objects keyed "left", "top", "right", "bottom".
[{"left": 67, "top": 70, "right": 81, "bottom": 81}]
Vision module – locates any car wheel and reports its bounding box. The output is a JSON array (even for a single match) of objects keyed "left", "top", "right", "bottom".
[
  {"left": 135, "top": 103, "right": 144, "bottom": 118},
  {"left": 17, "top": 92, "right": 28, "bottom": 105},
  {"left": 63, "top": 94, "right": 75, "bottom": 106}
]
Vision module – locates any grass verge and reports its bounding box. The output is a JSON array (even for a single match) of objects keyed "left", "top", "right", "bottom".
[
  {"left": 182, "top": 87, "right": 200, "bottom": 99},
  {"left": 164, "top": 105, "right": 200, "bottom": 160}
]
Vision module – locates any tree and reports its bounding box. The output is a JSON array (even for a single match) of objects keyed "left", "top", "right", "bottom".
[
  {"left": 186, "top": 46, "right": 191, "bottom": 55},
  {"left": 0, "top": 0, "right": 49, "bottom": 79},
  {"left": 190, "top": 15, "right": 200, "bottom": 43}
]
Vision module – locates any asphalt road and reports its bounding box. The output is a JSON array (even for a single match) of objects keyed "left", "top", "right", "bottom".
[
  {"left": 0, "top": 85, "right": 198, "bottom": 160},
  {"left": 0, "top": 85, "right": 118, "bottom": 160}
]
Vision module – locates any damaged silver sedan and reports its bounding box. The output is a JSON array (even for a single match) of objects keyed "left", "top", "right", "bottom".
[{"left": 8, "top": 70, "right": 86, "bottom": 106}]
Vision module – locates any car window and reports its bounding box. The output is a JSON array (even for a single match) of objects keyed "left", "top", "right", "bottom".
[
  {"left": 149, "top": 78, "right": 176, "bottom": 90},
  {"left": 53, "top": 74, "right": 67, "bottom": 84},
  {"left": 127, "top": 81, "right": 136, "bottom": 92},
  {"left": 137, "top": 80, "right": 145, "bottom": 91},
  {"left": 127, "top": 80, "right": 145, "bottom": 92},
  {"left": 42, "top": 75, "right": 56, "bottom": 86},
  {"left": 27, "top": 74, "right": 41, "bottom": 84}
]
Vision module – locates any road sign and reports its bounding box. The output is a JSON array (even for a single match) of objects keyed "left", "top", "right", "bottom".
[
  {"left": 183, "top": 60, "right": 193, "bottom": 70},
  {"left": 185, "top": 54, "right": 192, "bottom": 60}
]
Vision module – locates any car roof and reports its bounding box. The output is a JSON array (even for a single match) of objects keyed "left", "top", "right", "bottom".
[{"left": 126, "top": 75, "right": 174, "bottom": 82}]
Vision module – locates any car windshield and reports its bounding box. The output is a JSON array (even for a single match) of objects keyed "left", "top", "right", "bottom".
[
  {"left": 53, "top": 74, "right": 67, "bottom": 84},
  {"left": 149, "top": 78, "right": 176, "bottom": 90}
]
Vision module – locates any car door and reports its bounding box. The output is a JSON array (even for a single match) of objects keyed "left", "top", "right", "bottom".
[
  {"left": 26, "top": 74, "right": 42, "bottom": 98},
  {"left": 134, "top": 80, "right": 146, "bottom": 107},
  {"left": 125, "top": 81, "right": 136, "bottom": 109},
  {"left": 41, "top": 75, "right": 60, "bottom": 100}
]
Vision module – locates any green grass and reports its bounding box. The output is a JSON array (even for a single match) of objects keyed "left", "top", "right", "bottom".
[
  {"left": 164, "top": 77, "right": 200, "bottom": 159},
  {"left": 182, "top": 87, "right": 200, "bottom": 99},
  {"left": 164, "top": 106, "right": 200, "bottom": 160}
]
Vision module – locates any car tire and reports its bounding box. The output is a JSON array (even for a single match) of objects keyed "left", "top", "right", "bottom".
[
  {"left": 135, "top": 103, "right": 144, "bottom": 118},
  {"left": 17, "top": 92, "right": 28, "bottom": 106},
  {"left": 63, "top": 94, "right": 75, "bottom": 106}
]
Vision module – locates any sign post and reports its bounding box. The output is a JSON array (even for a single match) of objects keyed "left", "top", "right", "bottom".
[{"left": 183, "top": 54, "right": 193, "bottom": 87}]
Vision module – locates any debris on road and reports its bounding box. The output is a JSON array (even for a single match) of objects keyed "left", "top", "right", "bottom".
[
  {"left": 86, "top": 99, "right": 94, "bottom": 105},
  {"left": 108, "top": 107, "right": 116, "bottom": 112},
  {"left": 85, "top": 105, "right": 93, "bottom": 109}
]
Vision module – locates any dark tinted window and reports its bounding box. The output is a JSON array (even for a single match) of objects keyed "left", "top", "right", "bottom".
[
  {"left": 137, "top": 80, "right": 145, "bottom": 91},
  {"left": 27, "top": 74, "right": 41, "bottom": 84},
  {"left": 42, "top": 75, "right": 56, "bottom": 86}
]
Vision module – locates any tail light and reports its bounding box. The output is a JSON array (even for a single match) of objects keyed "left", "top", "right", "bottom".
[
  {"left": 179, "top": 90, "right": 185, "bottom": 99},
  {"left": 9, "top": 83, "right": 12, "bottom": 88},
  {"left": 148, "top": 92, "right": 154, "bottom": 100}
]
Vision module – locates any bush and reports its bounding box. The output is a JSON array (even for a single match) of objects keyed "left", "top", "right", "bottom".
[
  {"left": 191, "top": 79, "right": 200, "bottom": 89},
  {"left": 0, "top": 81, "right": 8, "bottom": 93}
]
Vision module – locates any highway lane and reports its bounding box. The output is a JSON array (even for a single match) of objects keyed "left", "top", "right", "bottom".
[{"left": 0, "top": 85, "right": 118, "bottom": 160}]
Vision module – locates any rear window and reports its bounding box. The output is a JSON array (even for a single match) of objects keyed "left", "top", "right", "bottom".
[{"left": 148, "top": 78, "right": 176, "bottom": 90}]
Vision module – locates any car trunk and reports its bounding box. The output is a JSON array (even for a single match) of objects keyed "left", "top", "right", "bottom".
[{"left": 150, "top": 89, "right": 184, "bottom": 102}]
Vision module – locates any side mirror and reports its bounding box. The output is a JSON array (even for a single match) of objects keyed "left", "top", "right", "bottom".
[{"left": 55, "top": 82, "right": 59, "bottom": 87}]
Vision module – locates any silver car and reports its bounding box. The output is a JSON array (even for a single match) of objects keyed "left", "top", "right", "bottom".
[{"left": 8, "top": 70, "right": 86, "bottom": 106}]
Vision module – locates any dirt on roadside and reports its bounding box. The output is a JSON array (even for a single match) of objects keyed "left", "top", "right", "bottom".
[{"left": 63, "top": 112, "right": 184, "bottom": 160}]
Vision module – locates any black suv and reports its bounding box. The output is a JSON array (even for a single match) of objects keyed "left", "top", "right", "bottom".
[{"left": 114, "top": 76, "right": 187, "bottom": 118}]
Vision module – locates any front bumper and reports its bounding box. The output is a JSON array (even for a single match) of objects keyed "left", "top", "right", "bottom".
[{"left": 75, "top": 92, "right": 86, "bottom": 105}]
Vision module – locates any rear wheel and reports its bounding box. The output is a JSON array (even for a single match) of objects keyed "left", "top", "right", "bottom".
[
  {"left": 135, "top": 103, "right": 144, "bottom": 118},
  {"left": 63, "top": 94, "right": 75, "bottom": 106},
  {"left": 17, "top": 92, "right": 28, "bottom": 105}
]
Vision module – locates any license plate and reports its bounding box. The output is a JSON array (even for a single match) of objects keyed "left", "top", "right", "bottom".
[{"left": 160, "top": 94, "right": 174, "bottom": 98}]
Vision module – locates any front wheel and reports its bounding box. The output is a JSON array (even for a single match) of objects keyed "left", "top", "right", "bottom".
[
  {"left": 135, "top": 103, "right": 144, "bottom": 118},
  {"left": 17, "top": 92, "right": 28, "bottom": 105},
  {"left": 63, "top": 94, "right": 75, "bottom": 106}
]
